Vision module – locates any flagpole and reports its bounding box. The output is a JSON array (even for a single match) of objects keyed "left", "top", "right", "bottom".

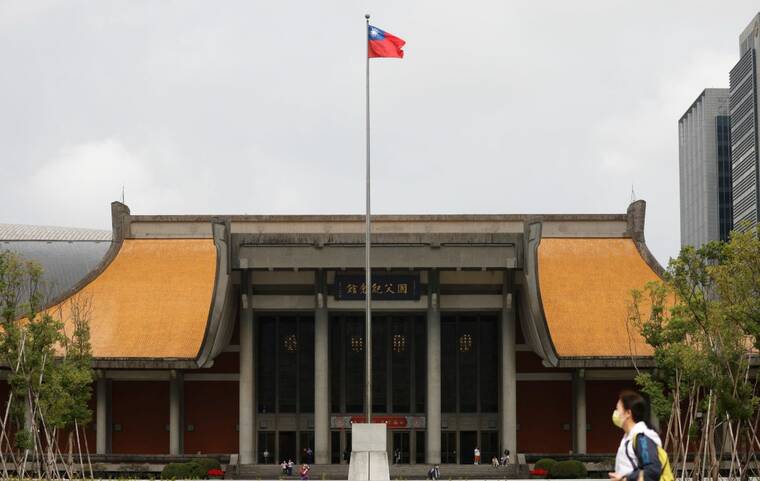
[{"left": 364, "top": 13, "right": 372, "bottom": 424}]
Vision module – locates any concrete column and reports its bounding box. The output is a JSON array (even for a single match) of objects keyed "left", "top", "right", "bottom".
[
  {"left": 572, "top": 370, "right": 587, "bottom": 454},
  {"left": 500, "top": 270, "right": 517, "bottom": 456},
  {"left": 96, "top": 376, "right": 108, "bottom": 454},
  {"left": 314, "top": 270, "right": 330, "bottom": 464},
  {"left": 410, "top": 430, "right": 416, "bottom": 465},
  {"left": 239, "top": 271, "right": 256, "bottom": 464},
  {"left": 170, "top": 371, "right": 184, "bottom": 455},
  {"left": 426, "top": 270, "right": 441, "bottom": 464}
]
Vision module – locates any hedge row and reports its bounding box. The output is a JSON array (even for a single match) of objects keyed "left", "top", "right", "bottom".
[
  {"left": 160, "top": 458, "right": 221, "bottom": 480},
  {"left": 533, "top": 458, "right": 588, "bottom": 479}
]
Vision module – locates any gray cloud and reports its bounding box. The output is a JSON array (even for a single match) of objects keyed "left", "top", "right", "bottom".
[{"left": 1, "top": 0, "right": 757, "bottom": 265}]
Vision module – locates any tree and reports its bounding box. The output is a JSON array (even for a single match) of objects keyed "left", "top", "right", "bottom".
[
  {"left": 0, "top": 250, "right": 95, "bottom": 480},
  {"left": 628, "top": 226, "right": 760, "bottom": 481}
]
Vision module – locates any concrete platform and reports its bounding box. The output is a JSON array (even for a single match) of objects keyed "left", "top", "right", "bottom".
[
  {"left": 347, "top": 423, "right": 390, "bottom": 481},
  {"left": 233, "top": 463, "right": 529, "bottom": 480}
]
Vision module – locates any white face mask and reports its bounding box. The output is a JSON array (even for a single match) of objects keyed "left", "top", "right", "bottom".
[{"left": 612, "top": 408, "right": 627, "bottom": 429}]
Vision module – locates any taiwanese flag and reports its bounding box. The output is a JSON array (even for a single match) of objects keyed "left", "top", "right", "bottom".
[{"left": 368, "top": 25, "right": 405, "bottom": 58}]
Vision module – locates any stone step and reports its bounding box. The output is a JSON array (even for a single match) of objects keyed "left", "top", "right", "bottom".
[{"left": 229, "top": 463, "right": 529, "bottom": 480}]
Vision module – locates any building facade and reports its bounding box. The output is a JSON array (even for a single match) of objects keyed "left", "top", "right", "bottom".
[
  {"left": 730, "top": 13, "right": 760, "bottom": 231},
  {"left": 1, "top": 200, "right": 663, "bottom": 465},
  {"left": 679, "top": 88, "right": 732, "bottom": 247}
]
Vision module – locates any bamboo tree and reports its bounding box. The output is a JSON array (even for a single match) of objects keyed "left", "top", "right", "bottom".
[
  {"left": 0, "top": 250, "right": 95, "bottom": 480},
  {"left": 629, "top": 226, "right": 760, "bottom": 481}
]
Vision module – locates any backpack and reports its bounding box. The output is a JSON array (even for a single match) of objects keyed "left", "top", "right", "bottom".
[{"left": 631, "top": 433, "right": 674, "bottom": 481}]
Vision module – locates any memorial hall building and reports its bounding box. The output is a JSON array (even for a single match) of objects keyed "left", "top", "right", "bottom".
[{"left": 0, "top": 200, "right": 663, "bottom": 466}]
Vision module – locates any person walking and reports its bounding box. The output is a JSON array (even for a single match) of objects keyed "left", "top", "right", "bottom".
[
  {"left": 473, "top": 447, "right": 481, "bottom": 465},
  {"left": 287, "top": 459, "right": 295, "bottom": 476},
  {"left": 607, "top": 390, "right": 665, "bottom": 481},
  {"left": 299, "top": 463, "right": 311, "bottom": 480},
  {"left": 426, "top": 464, "right": 440, "bottom": 480}
]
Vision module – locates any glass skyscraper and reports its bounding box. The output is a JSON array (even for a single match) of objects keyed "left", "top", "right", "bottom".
[
  {"left": 679, "top": 89, "right": 732, "bottom": 247},
  {"left": 730, "top": 13, "right": 760, "bottom": 231}
]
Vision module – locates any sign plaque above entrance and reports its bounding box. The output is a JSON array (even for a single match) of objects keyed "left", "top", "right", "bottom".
[
  {"left": 330, "top": 415, "right": 426, "bottom": 430},
  {"left": 334, "top": 273, "right": 420, "bottom": 301}
]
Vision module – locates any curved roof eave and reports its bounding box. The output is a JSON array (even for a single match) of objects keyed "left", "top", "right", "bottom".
[
  {"left": 521, "top": 200, "right": 664, "bottom": 367},
  {"left": 41, "top": 202, "right": 232, "bottom": 369},
  {"left": 520, "top": 220, "right": 560, "bottom": 366}
]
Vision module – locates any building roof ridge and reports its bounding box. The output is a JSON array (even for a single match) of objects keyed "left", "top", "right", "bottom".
[{"left": 0, "top": 223, "right": 112, "bottom": 242}]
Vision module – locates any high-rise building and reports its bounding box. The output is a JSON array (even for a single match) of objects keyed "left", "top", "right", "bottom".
[
  {"left": 678, "top": 89, "right": 732, "bottom": 247},
  {"left": 730, "top": 13, "right": 760, "bottom": 231}
]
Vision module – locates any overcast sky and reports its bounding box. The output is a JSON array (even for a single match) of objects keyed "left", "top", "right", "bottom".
[{"left": 1, "top": 1, "right": 758, "bottom": 264}]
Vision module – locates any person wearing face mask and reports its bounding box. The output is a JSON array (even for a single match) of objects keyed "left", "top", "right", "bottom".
[{"left": 608, "top": 390, "right": 664, "bottom": 481}]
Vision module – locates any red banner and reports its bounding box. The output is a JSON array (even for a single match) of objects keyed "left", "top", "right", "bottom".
[
  {"left": 350, "top": 416, "right": 408, "bottom": 429},
  {"left": 330, "top": 415, "right": 426, "bottom": 430}
]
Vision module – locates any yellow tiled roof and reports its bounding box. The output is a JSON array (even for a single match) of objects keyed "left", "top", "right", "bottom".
[
  {"left": 50, "top": 239, "right": 217, "bottom": 359},
  {"left": 537, "top": 238, "right": 659, "bottom": 358}
]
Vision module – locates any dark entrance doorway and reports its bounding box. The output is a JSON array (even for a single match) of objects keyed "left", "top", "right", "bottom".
[
  {"left": 441, "top": 431, "right": 456, "bottom": 463},
  {"left": 258, "top": 432, "right": 275, "bottom": 463},
  {"left": 392, "top": 432, "right": 410, "bottom": 464},
  {"left": 299, "top": 431, "right": 314, "bottom": 463},
  {"left": 331, "top": 432, "right": 341, "bottom": 464},
  {"left": 415, "top": 432, "right": 425, "bottom": 464},
  {"left": 481, "top": 431, "right": 498, "bottom": 465},
  {"left": 460, "top": 431, "right": 477, "bottom": 464},
  {"left": 279, "top": 431, "right": 296, "bottom": 462}
]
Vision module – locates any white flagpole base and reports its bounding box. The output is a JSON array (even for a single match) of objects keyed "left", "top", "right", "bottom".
[{"left": 348, "top": 423, "right": 390, "bottom": 481}]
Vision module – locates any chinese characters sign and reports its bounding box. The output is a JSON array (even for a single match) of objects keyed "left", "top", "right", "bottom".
[
  {"left": 330, "top": 415, "right": 426, "bottom": 430},
  {"left": 334, "top": 274, "right": 420, "bottom": 301}
]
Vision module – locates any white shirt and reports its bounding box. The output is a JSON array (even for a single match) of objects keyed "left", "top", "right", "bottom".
[{"left": 614, "top": 422, "right": 663, "bottom": 475}]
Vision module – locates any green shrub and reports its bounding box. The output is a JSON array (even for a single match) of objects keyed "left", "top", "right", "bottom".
[
  {"left": 187, "top": 462, "right": 208, "bottom": 479},
  {"left": 160, "top": 461, "right": 207, "bottom": 479},
  {"left": 548, "top": 460, "right": 587, "bottom": 479},
  {"left": 534, "top": 458, "right": 558, "bottom": 472},
  {"left": 161, "top": 463, "right": 188, "bottom": 479},
  {"left": 193, "top": 457, "right": 221, "bottom": 474}
]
